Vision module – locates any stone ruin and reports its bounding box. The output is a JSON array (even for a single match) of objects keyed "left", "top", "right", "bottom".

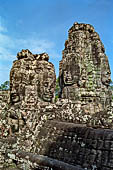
[
  {"left": 59, "top": 23, "right": 113, "bottom": 127},
  {"left": 0, "top": 22, "right": 113, "bottom": 170}
]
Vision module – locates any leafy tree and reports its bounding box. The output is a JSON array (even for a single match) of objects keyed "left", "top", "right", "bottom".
[
  {"left": 55, "top": 77, "right": 60, "bottom": 102},
  {"left": 110, "top": 81, "right": 113, "bottom": 90},
  {"left": 0, "top": 81, "right": 10, "bottom": 90}
]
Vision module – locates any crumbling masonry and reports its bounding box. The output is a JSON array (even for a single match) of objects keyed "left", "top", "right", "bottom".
[{"left": 0, "top": 22, "right": 113, "bottom": 170}]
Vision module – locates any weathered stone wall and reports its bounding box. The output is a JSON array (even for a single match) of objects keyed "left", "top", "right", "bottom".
[
  {"left": 1, "top": 120, "right": 113, "bottom": 170},
  {"left": 36, "top": 120, "right": 113, "bottom": 170}
]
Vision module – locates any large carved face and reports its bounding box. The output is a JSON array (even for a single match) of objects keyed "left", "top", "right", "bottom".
[
  {"left": 61, "top": 57, "right": 80, "bottom": 87},
  {"left": 63, "top": 70, "right": 73, "bottom": 85},
  {"left": 10, "top": 60, "right": 29, "bottom": 104},
  {"left": 10, "top": 58, "right": 56, "bottom": 104},
  {"left": 37, "top": 61, "right": 56, "bottom": 102},
  {"left": 10, "top": 66, "right": 22, "bottom": 104},
  {"left": 101, "top": 70, "right": 111, "bottom": 86}
]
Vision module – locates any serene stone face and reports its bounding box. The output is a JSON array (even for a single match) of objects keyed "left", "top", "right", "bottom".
[
  {"left": 10, "top": 61, "right": 27, "bottom": 104},
  {"left": 63, "top": 70, "right": 73, "bottom": 85},
  {"left": 10, "top": 50, "right": 56, "bottom": 105},
  {"left": 37, "top": 61, "right": 56, "bottom": 102}
]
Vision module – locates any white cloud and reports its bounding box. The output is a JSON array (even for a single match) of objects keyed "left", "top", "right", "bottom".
[
  {"left": 0, "top": 17, "right": 60, "bottom": 83},
  {"left": 0, "top": 26, "right": 57, "bottom": 62},
  {"left": 0, "top": 16, "right": 58, "bottom": 62},
  {"left": 0, "top": 25, "right": 7, "bottom": 32},
  {"left": 0, "top": 47, "right": 15, "bottom": 61},
  {"left": 16, "top": 38, "right": 54, "bottom": 54}
]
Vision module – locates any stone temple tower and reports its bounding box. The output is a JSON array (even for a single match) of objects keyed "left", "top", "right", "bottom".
[
  {"left": 59, "top": 22, "right": 112, "bottom": 117},
  {"left": 10, "top": 49, "right": 56, "bottom": 109}
]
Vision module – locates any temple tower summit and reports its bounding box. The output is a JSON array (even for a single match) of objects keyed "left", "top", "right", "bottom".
[{"left": 59, "top": 22, "right": 112, "bottom": 115}]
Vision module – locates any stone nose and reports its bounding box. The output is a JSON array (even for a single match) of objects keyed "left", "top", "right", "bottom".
[{"left": 46, "top": 88, "right": 50, "bottom": 92}]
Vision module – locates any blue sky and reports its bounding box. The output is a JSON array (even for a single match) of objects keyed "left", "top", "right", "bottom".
[{"left": 0, "top": 0, "right": 113, "bottom": 84}]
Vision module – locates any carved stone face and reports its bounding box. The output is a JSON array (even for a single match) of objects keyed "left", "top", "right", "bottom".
[
  {"left": 41, "top": 77, "right": 55, "bottom": 102},
  {"left": 61, "top": 58, "right": 80, "bottom": 87},
  {"left": 10, "top": 67, "right": 22, "bottom": 104},
  {"left": 10, "top": 53, "right": 56, "bottom": 104},
  {"left": 37, "top": 61, "right": 56, "bottom": 102},
  {"left": 10, "top": 61, "right": 28, "bottom": 104},
  {"left": 102, "top": 71, "right": 111, "bottom": 86},
  {"left": 63, "top": 70, "right": 73, "bottom": 85}
]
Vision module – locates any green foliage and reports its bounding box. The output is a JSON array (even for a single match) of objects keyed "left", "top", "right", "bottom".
[
  {"left": 55, "top": 77, "right": 60, "bottom": 93},
  {"left": 55, "top": 77, "right": 60, "bottom": 102},
  {"left": 110, "top": 80, "right": 113, "bottom": 90},
  {"left": 55, "top": 95, "right": 59, "bottom": 102},
  {"left": 110, "top": 84, "right": 113, "bottom": 90},
  {"left": 0, "top": 81, "right": 10, "bottom": 90}
]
